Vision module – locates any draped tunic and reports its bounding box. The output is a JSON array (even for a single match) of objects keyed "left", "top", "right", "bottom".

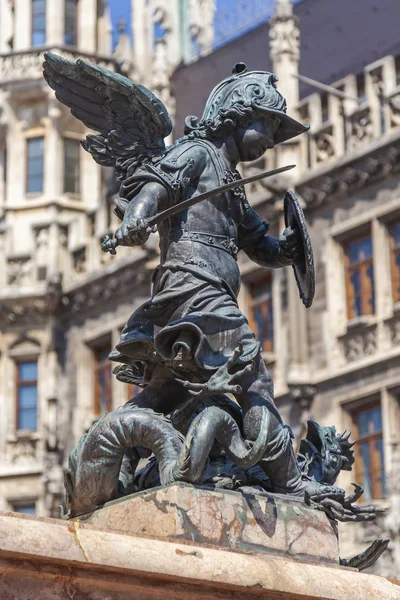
[{"left": 112, "top": 138, "right": 278, "bottom": 378}]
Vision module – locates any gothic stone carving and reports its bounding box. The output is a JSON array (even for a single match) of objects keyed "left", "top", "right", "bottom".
[
  {"left": 340, "top": 326, "right": 377, "bottom": 362},
  {"left": 269, "top": 15, "right": 300, "bottom": 64},
  {"left": 298, "top": 141, "right": 400, "bottom": 208}
]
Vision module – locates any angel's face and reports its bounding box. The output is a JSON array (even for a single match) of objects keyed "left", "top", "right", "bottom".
[{"left": 234, "top": 114, "right": 281, "bottom": 162}]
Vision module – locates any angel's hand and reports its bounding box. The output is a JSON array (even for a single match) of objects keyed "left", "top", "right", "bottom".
[
  {"left": 115, "top": 218, "right": 156, "bottom": 247},
  {"left": 278, "top": 226, "right": 303, "bottom": 266}
]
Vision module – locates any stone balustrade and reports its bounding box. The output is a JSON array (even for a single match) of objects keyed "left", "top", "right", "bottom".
[
  {"left": 0, "top": 47, "right": 116, "bottom": 86},
  {"left": 298, "top": 55, "right": 400, "bottom": 172}
]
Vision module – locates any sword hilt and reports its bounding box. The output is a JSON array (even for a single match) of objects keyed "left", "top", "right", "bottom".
[
  {"left": 101, "top": 234, "right": 119, "bottom": 255},
  {"left": 101, "top": 222, "right": 157, "bottom": 255}
]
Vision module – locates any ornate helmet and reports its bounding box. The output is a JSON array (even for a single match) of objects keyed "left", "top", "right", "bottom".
[{"left": 185, "top": 62, "right": 309, "bottom": 144}]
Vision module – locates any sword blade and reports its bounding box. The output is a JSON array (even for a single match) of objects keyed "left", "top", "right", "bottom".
[
  {"left": 101, "top": 164, "right": 295, "bottom": 253},
  {"left": 147, "top": 164, "right": 295, "bottom": 227}
]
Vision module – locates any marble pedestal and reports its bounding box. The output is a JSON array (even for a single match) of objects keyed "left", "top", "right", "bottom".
[
  {"left": 77, "top": 482, "right": 340, "bottom": 565},
  {"left": 0, "top": 484, "right": 398, "bottom": 600}
]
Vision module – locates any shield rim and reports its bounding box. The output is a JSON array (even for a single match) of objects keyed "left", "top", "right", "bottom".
[{"left": 284, "top": 190, "right": 315, "bottom": 308}]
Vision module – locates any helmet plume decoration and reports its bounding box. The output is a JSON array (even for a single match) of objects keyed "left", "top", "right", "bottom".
[{"left": 184, "top": 62, "right": 308, "bottom": 143}]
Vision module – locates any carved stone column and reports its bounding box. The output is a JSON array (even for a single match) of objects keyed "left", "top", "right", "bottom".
[
  {"left": 0, "top": 108, "right": 6, "bottom": 211},
  {"left": 46, "top": 0, "right": 64, "bottom": 47},
  {"left": 14, "top": 0, "right": 31, "bottom": 51},
  {"left": 270, "top": 0, "right": 309, "bottom": 384},
  {"left": 113, "top": 20, "right": 133, "bottom": 75},
  {"left": 188, "top": 0, "right": 216, "bottom": 58},
  {"left": 0, "top": 0, "right": 14, "bottom": 53},
  {"left": 269, "top": 0, "right": 300, "bottom": 169},
  {"left": 43, "top": 95, "right": 63, "bottom": 200},
  {"left": 78, "top": 0, "right": 97, "bottom": 53},
  {"left": 132, "top": 0, "right": 149, "bottom": 82}
]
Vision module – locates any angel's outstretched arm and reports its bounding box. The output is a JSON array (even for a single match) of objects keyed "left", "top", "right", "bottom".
[
  {"left": 239, "top": 204, "right": 301, "bottom": 268},
  {"left": 115, "top": 181, "right": 168, "bottom": 247}
]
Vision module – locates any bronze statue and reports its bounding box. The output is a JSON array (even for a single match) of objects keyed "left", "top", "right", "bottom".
[{"left": 43, "top": 54, "right": 384, "bottom": 544}]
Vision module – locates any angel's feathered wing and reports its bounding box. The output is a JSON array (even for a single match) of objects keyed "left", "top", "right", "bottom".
[{"left": 43, "top": 52, "right": 172, "bottom": 180}]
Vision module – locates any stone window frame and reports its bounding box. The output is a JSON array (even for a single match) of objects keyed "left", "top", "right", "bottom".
[
  {"left": 327, "top": 202, "right": 399, "bottom": 356},
  {"left": 326, "top": 220, "right": 376, "bottom": 346},
  {"left": 339, "top": 384, "right": 397, "bottom": 507},
  {"left": 8, "top": 338, "right": 41, "bottom": 438},
  {"left": 343, "top": 231, "right": 375, "bottom": 321},
  {"left": 15, "top": 359, "right": 39, "bottom": 432}
]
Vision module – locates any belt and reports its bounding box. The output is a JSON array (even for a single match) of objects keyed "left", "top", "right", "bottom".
[{"left": 172, "top": 230, "right": 239, "bottom": 257}]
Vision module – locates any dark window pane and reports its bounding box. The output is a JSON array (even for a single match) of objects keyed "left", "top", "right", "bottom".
[
  {"left": 14, "top": 505, "right": 36, "bottom": 515},
  {"left": 18, "top": 407, "right": 37, "bottom": 430},
  {"left": 18, "top": 386, "right": 37, "bottom": 409},
  {"left": 357, "top": 409, "right": 370, "bottom": 436},
  {"left": 348, "top": 236, "right": 372, "bottom": 264},
  {"left": 250, "top": 277, "right": 273, "bottom": 352},
  {"left": 395, "top": 251, "right": 400, "bottom": 300},
  {"left": 27, "top": 178, "right": 43, "bottom": 193},
  {"left": 375, "top": 437, "right": 386, "bottom": 496},
  {"left": 353, "top": 404, "right": 385, "bottom": 500},
  {"left": 350, "top": 270, "right": 361, "bottom": 316},
  {"left": 97, "top": 348, "right": 110, "bottom": 363},
  {"left": 64, "top": 139, "right": 80, "bottom": 194},
  {"left": 357, "top": 405, "right": 382, "bottom": 436},
  {"left": 19, "top": 361, "right": 38, "bottom": 381},
  {"left": 371, "top": 406, "right": 382, "bottom": 431},
  {"left": 27, "top": 138, "right": 44, "bottom": 193},
  {"left": 394, "top": 223, "right": 400, "bottom": 246},
  {"left": 359, "top": 441, "right": 373, "bottom": 500},
  {"left": 94, "top": 343, "right": 112, "bottom": 414},
  {"left": 32, "top": 0, "right": 46, "bottom": 47},
  {"left": 366, "top": 264, "right": 375, "bottom": 314},
  {"left": 254, "top": 306, "right": 263, "bottom": 339},
  {"left": 17, "top": 361, "right": 38, "bottom": 430},
  {"left": 28, "top": 137, "right": 43, "bottom": 157},
  {"left": 65, "top": 0, "right": 78, "bottom": 45}
]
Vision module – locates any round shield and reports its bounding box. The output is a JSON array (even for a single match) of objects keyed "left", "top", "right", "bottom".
[{"left": 284, "top": 190, "right": 315, "bottom": 308}]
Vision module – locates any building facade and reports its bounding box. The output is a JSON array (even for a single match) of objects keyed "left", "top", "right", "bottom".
[{"left": 0, "top": 0, "right": 399, "bottom": 577}]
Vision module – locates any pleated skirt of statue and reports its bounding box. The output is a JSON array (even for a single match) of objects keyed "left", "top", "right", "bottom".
[{"left": 113, "top": 267, "right": 260, "bottom": 377}]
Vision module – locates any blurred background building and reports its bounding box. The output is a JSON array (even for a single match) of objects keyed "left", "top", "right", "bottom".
[{"left": 0, "top": 0, "right": 400, "bottom": 577}]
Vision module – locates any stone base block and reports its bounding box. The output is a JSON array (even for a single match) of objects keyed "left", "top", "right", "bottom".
[
  {"left": 0, "top": 509, "right": 399, "bottom": 600},
  {"left": 77, "top": 483, "right": 339, "bottom": 564}
]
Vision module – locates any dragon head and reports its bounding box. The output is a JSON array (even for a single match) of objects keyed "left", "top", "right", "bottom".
[{"left": 297, "top": 420, "right": 356, "bottom": 486}]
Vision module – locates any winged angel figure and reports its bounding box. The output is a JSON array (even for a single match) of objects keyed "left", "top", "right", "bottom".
[{"left": 43, "top": 54, "right": 385, "bottom": 549}]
